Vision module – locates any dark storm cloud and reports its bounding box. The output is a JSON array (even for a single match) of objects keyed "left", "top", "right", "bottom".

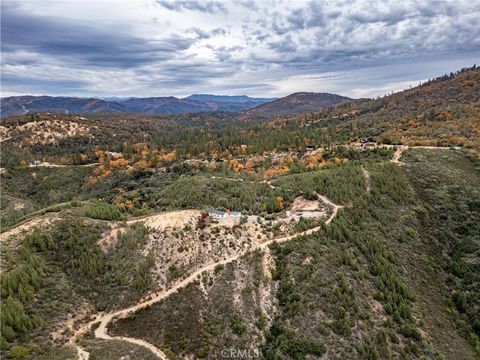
[
  {"left": 1, "top": 6, "right": 195, "bottom": 68},
  {"left": 155, "top": 0, "right": 227, "bottom": 14}
]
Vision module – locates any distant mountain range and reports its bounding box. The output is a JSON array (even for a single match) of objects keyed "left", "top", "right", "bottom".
[
  {"left": 0, "top": 92, "right": 353, "bottom": 117},
  {"left": 0, "top": 94, "right": 274, "bottom": 117}
]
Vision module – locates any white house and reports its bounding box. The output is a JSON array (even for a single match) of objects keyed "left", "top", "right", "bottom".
[
  {"left": 208, "top": 210, "right": 228, "bottom": 219},
  {"left": 208, "top": 210, "right": 242, "bottom": 220}
]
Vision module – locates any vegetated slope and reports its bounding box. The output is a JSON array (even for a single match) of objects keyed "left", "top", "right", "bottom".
[
  {"left": 402, "top": 149, "right": 480, "bottom": 355},
  {"left": 110, "top": 150, "right": 480, "bottom": 360},
  {"left": 1, "top": 148, "right": 479, "bottom": 359},
  {"left": 0, "top": 219, "right": 156, "bottom": 358},
  {"left": 0, "top": 94, "right": 273, "bottom": 116},
  {"left": 293, "top": 66, "right": 480, "bottom": 150},
  {"left": 0, "top": 162, "right": 353, "bottom": 359},
  {"left": 243, "top": 92, "right": 354, "bottom": 118},
  {"left": 1, "top": 166, "right": 93, "bottom": 228}
]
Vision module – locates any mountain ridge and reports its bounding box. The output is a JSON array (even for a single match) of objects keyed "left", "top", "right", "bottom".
[{"left": 0, "top": 92, "right": 352, "bottom": 117}]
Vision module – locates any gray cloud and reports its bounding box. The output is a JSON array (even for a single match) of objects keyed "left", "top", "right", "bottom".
[
  {"left": 187, "top": 27, "right": 226, "bottom": 39},
  {"left": 258, "top": 0, "right": 480, "bottom": 73},
  {"left": 268, "top": 35, "right": 297, "bottom": 53},
  {"left": 1, "top": 0, "right": 479, "bottom": 98},
  {"left": 155, "top": 0, "right": 227, "bottom": 14}
]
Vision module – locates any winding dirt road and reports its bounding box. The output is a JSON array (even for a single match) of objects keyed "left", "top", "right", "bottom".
[{"left": 69, "top": 195, "right": 344, "bottom": 359}]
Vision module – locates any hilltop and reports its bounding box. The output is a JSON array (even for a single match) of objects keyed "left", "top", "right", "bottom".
[{"left": 243, "top": 92, "right": 354, "bottom": 118}]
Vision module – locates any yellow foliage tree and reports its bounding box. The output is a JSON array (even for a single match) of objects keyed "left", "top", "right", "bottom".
[
  {"left": 276, "top": 196, "right": 284, "bottom": 210},
  {"left": 163, "top": 149, "right": 177, "bottom": 162},
  {"left": 110, "top": 158, "right": 130, "bottom": 169},
  {"left": 133, "top": 159, "right": 149, "bottom": 170}
]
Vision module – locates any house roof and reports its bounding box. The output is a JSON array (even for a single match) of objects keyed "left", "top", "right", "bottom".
[{"left": 208, "top": 210, "right": 226, "bottom": 216}]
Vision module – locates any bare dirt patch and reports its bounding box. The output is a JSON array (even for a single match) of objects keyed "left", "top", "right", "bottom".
[
  {"left": 129, "top": 210, "right": 201, "bottom": 231},
  {"left": 50, "top": 303, "right": 94, "bottom": 345},
  {"left": 5, "top": 120, "right": 91, "bottom": 146},
  {"left": 290, "top": 196, "right": 322, "bottom": 212},
  {"left": 97, "top": 225, "right": 121, "bottom": 253}
]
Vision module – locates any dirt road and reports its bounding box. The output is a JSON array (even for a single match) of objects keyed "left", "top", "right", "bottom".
[
  {"left": 361, "top": 166, "right": 371, "bottom": 192},
  {"left": 390, "top": 145, "right": 408, "bottom": 164},
  {"left": 358, "top": 143, "right": 460, "bottom": 164},
  {"left": 29, "top": 162, "right": 98, "bottom": 168},
  {"left": 70, "top": 194, "right": 344, "bottom": 359}
]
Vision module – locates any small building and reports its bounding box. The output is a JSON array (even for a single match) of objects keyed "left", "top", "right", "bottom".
[
  {"left": 230, "top": 211, "right": 242, "bottom": 218},
  {"left": 208, "top": 210, "right": 227, "bottom": 219},
  {"left": 108, "top": 151, "right": 123, "bottom": 159}
]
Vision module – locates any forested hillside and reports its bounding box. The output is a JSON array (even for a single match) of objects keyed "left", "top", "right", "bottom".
[
  {"left": 1, "top": 67, "right": 478, "bottom": 170},
  {"left": 110, "top": 150, "right": 480, "bottom": 360},
  {"left": 288, "top": 66, "right": 480, "bottom": 149}
]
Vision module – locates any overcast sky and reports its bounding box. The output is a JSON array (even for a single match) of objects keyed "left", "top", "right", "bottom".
[{"left": 1, "top": 0, "right": 479, "bottom": 98}]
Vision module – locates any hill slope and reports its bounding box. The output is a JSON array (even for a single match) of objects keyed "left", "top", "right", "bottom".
[{"left": 244, "top": 92, "right": 354, "bottom": 117}]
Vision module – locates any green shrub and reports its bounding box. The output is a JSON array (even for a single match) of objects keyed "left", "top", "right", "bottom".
[
  {"left": 86, "top": 201, "right": 125, "bottom": 220},
  {"left": 169, "top": 265, "right": 185, "bottom": 279},
  {"left": 231, "top": 314, "right": 247, "bottom": 335}
]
